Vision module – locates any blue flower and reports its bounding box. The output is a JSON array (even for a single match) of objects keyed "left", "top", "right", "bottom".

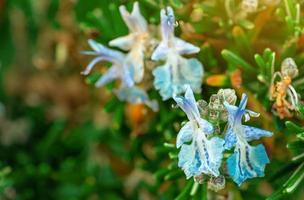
[
  {"left": 109, "top": 2, "right": 149, "bottom": 83},
  {"left": 174, "top": 86, "right": 225, "bottom": 178},
  {"left": 224, "top": 94, "right": 273, "bottom": 186},
  {"left": 81, "top": 39, "right": 134, "bottom": 88},
  {"left": 151, "top": 7, "right": 203, "bottom": 100},
  {"left": 82, "top": 39, "right": 158, "bottom": 111}
]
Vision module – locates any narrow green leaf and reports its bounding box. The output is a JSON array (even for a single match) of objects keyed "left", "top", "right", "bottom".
[
  {"left": 283, "top": 0, "right": 297, "bottom": 20},
  {"left": 221, "top": 49, "right": 255, "bottom": 72},
  {"left": 283, "top": 162, "right": 304, "bottom": 193},
  {"left": 164, "top": 142, "right": 175, "bottom": 149},
  {"left": 254, "top": 54, "right": 265, "bottom": 69},
  {"left": 285, "top": 121, "right": 304, "bottom": 133},
  {"left": 190, "top": 182, "right": 199, "bottom": 196},
  {"left": 297, "top": 132, "right": 304, "bottom": 141},
  {"left": 154, "top": 168, "right": 170, "bottom": 180},
  {"left": 175, "top": 180, "right": 194, "bottom": 200},
  {"left": 201, "top": 181, "right": 208, "bottom": 200},
  {"left": 266, "top": 188, "right": 285, "bottom": 200},
  {"left": 164, "top": 169, "right": 183, "bottom": 180}
]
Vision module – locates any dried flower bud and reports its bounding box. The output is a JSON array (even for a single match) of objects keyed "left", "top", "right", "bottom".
[
  {"left": 281, "top": 58, "right": 298, "bottom": 79},
  {"left": 241, "top": 0, "right": 258, "bottom": 13},
  {"left": 197, "top": 100, "right": 208, "bottom": 117},
  {"left": 218, "top": 89, "right": 237, "bottom": 105},
  {"left": 208, "top": 175, "right": 226, "bottom": 192},
  {"left": 194, "top": 174, "right": 207, "bottom": 184}
]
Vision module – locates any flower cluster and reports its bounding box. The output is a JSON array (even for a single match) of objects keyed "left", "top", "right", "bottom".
[
  {"left": 174, "top": 87, "right": 273, "bottom": 187},
  {"left": 81, "top": 2, "right": 203, "bottom": 110},
  {"left": 152, "top": 7, "right": 203, "bottom": 100},
  {"left": 81, "top": 2, "right": 157, "bottom": 111},
  {"left": 81, "top": 1, "right": 274, "bottom": 189}
]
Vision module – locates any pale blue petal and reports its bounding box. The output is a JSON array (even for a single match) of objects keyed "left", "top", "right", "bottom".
[
  {"left": 227, "top": 144, "right": 270, "bottom": 186},
  {"left": 179, "top": 58, "right": 203, "bottom": 93},
  {"left": 244, "top": 125, "right": 273, "bottom": 141},
  {"left": 121, "top": 63, "right": 135, "bottom": 87},
  {"left": 115, "top": 86, "right": 158, "bottom": 111},
  {"left": 176, "top": 122, "right": 193, "bottom": 148},
  {"left": 95, "top": 66, "right": 118, "bottom": 87},
  {"left": 81, "top": 56, "right": 104, "bottom": 75},
  {"left": 224, "top": 128, "right": 237, "bottom": 150},
  {"left": 175, "top": 37, "right": 200, "bottom": 55},
  {"left": 119, "top": 2, "right": 147, "bottom": 33},
  {"left": 153, "top": 58, "right": 203, "bottom": 100},
  {"left": 160, "top": 7, "right": 175, "bottom": 42},
  {"left": 224, "top": 125, "right": 272, "bottom": 150},
  {"left": 184, "top": 85, "right": 199, "bottom": 114},
  {"left": 109, "top": 35, "right": 135, "bottom": 51},
  {"left": 124, "top": 47, "right": 145, "bottom": 83},
  {"left": 178, "top": 143, "right": 198, "bottom": 179},
  {"left": 178, "top": 133, "right": 224, "bottom": 178},
  {"left": 152, "top": 64, "right": 173, "bottom": 100},
  {"left": 199, "top": 136, "right": 225, "bottom": 176},
  {"left": 223, "top": 102, "right": 238, "bottom": 117},
  {"left": 151, "top": 41, "right": 167, "bottom": 61},
  {"left": 198, "top": 118, "right": 214, "bottom": 135},
  {"left": 130, "top": 2, "right": 147, "bottom": 32},
  {"left": 87, "top": 39, "right": 125, "bottom": 62},
  {"left": 173, "top": 86, "right": 200, "bottom": 121}
]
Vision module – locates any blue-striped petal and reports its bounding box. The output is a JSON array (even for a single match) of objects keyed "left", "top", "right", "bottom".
[
  {"left": 200, "top": 136, "right": 225, "bottom": 176},
  {"left": 178, "top": 132, "right": 224, "bottom": 178},
  {"left": 224, "top": 126, "right": 273, "bottom": 150},
  {"left": 244, "top": 125, "right": 273, "bottom": 141},
  {"left": 227, "top": 144, "right": 270, "bottom": 186},
  {"left": 224, "top": 128, "right": 237, "bottom": 150},
  {"left": 173, "top": 86, "right": 201, "bottom": 121}
]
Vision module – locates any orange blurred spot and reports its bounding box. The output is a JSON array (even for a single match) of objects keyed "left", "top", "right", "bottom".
[
  {"left": 125, "top": 103, "right": 147, "bottom": 136},
  {"left": 230, "top": 69, "right": 242, "bottom": 88},
  {"left": 206, "top": 74, "right": 228, "bottom": 87}
]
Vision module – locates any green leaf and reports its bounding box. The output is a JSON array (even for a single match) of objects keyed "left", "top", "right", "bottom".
[
  {"left": 285, "top": 121, "right": 304, "bottom": 133},
  {"left": 283, "top": 162, "right": 304, "bottom": 193},
  {"left": 297, "top": 132, "right": 304, "bottom": 141},
  {"left": 254, "top": 54, "right": 266, "bottom": 69},
  {"left": 175, "top": 180, "right": 194, "bottom": 200},
  {"left": 190, "top": 182, "right": 199, "bottom": 196},
  {"left": 164, "top": 169, "right": 183, "bottom": 180},
  {"left": 283, "top": 0, "right": 297, "bottom": 20},
  {"left": 221, "top": 49, "right": 255, "bottom": 72},
  {"left": 201, "top": 182, "right": 208, "bottom": 200}
]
